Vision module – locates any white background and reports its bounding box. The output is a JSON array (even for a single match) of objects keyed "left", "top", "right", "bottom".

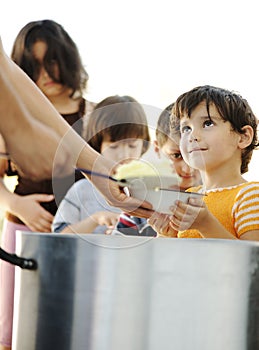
[{"left": 0, "top": 0, "right": 258, "bottom": 180}]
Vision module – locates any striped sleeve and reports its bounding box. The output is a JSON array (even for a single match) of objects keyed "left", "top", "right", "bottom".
[{"left": 232, "top": 182, "right": 259, "bottom": 237}]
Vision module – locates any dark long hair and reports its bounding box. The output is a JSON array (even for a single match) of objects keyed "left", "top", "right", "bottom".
[{"left": 11, "top": 19, "right": 88, "bottom": 96}]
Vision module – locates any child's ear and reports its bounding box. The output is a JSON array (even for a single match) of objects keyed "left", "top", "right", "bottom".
[
  {"left": 153, "top": 140, "right": 161, "bottom": 157},
  {"left": 238, "top": 125, "right": 254, "bottom": 149}
]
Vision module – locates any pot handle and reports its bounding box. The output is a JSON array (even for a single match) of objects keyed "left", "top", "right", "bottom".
[{"left": 0, "top": 247, "right": 37, "bottom": 270}]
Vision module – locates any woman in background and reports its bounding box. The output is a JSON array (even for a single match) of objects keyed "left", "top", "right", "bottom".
[{"left": 0, "top": 19, "right": 95, "bottom": 350}]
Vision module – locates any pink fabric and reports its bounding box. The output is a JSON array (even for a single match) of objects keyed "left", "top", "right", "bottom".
[{"left": 0, "top": 220, "right": 31, "bottom": 347}]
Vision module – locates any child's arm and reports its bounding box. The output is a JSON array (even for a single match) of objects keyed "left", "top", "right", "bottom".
[
  {"left": 0, "top": 180, "right": 54, "bottom": 232},
  {"left": 233, "top": 183, "right": 259, "bottom": 241},
  {"left": 240, "top": 231, "right": 259, "bottom": 241},
  {"left": 148, "top": 212, "right": 178, "bottom": 237},
  {"left": 60, "top": 211, "right": 120, "bottom": 234},
  {"left": 52, "top": 180, "right": 120, "bottom": 234},
  {"left": 169, "top": 198, "right": 238, "bottom": 239},
  {"left": 0, "top": 159, "right": 54, "bottom": 232}
]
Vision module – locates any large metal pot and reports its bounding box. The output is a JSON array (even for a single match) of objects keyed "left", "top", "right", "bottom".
[{"left": 8, "top": 231, "right": 259, "bottom": 349}]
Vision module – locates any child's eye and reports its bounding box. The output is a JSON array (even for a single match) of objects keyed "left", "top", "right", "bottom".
[
  {"left": 181, "top": 125, "right": 191, "bottom": 134},
  {"left": 109, "top": 144, "right": 118, "bottom": 149},
  {"left": 169, "top": 152, "right": 182, "bottom": 160},
  {"left": 129, "top": 144, "right": 138, "bottom": 149},
  {"left": 203, "top": 119, "right": 214, "bottom": 128}
]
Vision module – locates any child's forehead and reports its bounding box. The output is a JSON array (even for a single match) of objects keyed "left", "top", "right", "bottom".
[
  {"left": 181, "top": 101, "right": 220, "bottom": 119},
  {"left": 162, "top": 137, "right": 179, "bottom": 149}
]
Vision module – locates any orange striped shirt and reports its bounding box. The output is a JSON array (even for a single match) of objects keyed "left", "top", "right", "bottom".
[{"left": 178, "top": 182, "right": 259, "bottom": 239}]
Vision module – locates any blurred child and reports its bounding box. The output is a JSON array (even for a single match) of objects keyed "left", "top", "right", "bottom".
[
  {"left": 52, "top": 95, "right": 150, "bottom": 234},
  {"left": 149, "top": 85, "right": 259, "bottom": 240},
  {"left": 154, "top": 103, "right": 202, "bottom": 190},
  {"left": 114, "top": 103, "right": 202, "bottom": 237}
]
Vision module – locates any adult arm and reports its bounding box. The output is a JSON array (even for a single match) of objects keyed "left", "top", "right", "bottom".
[
  {"left": 0, "top": 37, "right": 74, "bottom": 180},
  {"left": 0, "top": 37, "right": 153, "bottom": 218}
]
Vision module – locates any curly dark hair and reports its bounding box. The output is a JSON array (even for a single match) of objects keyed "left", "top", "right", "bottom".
[{"left": 171, "top": 85, "right": 258, "bottom": 174}]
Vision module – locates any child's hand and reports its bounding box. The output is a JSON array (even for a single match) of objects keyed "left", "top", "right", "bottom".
[
  {"left": 14, "top": 194, "right": 54, "bottom": 232},
  {"left": 169, "top": 197, "right": 210, "bottom": 232},
  {"left": 148, "top": 212, "right": 178, "bottom": 237},
  {"left": 92, "top": 211, "right": 120, "bottom": 234}
]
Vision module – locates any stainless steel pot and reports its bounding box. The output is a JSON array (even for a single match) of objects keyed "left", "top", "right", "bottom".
[{"left": 8, "top": 231, "right": 259, "bottom": 350}]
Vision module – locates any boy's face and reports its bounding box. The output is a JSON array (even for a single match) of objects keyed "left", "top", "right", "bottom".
[
  {"left": 100, "top": 138, "right": 144, "bottom": 165},
  {"left": 179, "top": 102, "right": 242, "bottom": 173},
  {"left": 157, "top": 137, "right": 201, "bottom": 190}
]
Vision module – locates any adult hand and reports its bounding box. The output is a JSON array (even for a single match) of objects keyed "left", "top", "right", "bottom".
[
  {"left": 89, "top": 176, "right": 154, "bottom": 219},
  {"left": 79, "top": 152, "right": 154, "bottom": 218}
]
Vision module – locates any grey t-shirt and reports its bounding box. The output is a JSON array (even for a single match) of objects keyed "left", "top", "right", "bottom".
[{"left": 52, "top": 178, "right": 121, "bottom": 234}]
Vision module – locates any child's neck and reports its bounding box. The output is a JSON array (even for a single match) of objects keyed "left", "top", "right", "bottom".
[{"left": 202, "top": 171, "right": 246, "bottom": 190}]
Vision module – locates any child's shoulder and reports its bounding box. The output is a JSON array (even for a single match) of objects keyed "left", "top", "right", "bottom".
[
  {"left": 64, "top": 178, "right": 92, "bottom": 198},
  {"left": 232, "top": 182, "right": 259, "bottom": 213},
  {"left": 238, "top": 181, "right": 259, "bottom": 191},
  {"left": 235, "top": 181, "right": 259, "bottom": 198},
  {"left": 74, "top": 177, "right": 91, "bottom": 186},
  {"left": 241, "top": 181, "right": 259, "bottom": 187},
  {"left": 186, "top": 182, "right": 259, "bottom": 197}
]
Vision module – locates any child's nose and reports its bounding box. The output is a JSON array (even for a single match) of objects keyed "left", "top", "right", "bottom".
[
  {"left": 117, "top": 147, "right": 131, "bottom": 162},
  {"left": 189, "top": 129, "right": 200, "bottom": 142},
  {"left": 181, "top": 161, "right": 192, "bottom": 174},
  {"left": 123, "top": 148, "right": 132, "bottom": 159}
]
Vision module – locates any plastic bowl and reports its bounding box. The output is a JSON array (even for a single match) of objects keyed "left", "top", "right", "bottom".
[{"left": 126, "top": 176, "right": 204, "bottom": 214}]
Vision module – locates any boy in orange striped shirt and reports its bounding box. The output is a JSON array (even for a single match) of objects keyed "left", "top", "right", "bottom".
[{"left": 149, "top": 85, "right": 259, "bottom": 240}]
